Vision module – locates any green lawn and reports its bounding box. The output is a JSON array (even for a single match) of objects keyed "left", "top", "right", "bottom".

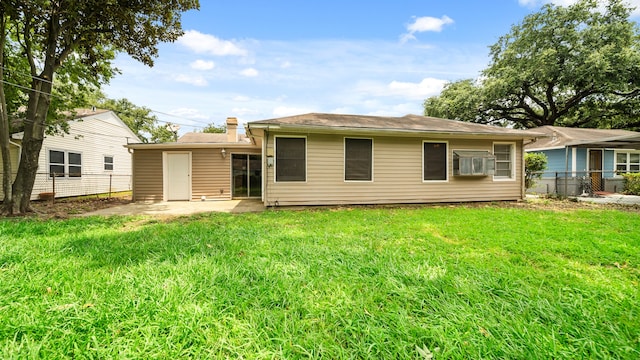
[{"left": 1, "top": 205, "right": 639, "bottom": 359}]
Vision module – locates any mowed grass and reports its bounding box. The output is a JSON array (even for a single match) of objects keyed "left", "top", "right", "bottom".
[{"left": 0, "top": 205, "right": 639, "bottom": 359}]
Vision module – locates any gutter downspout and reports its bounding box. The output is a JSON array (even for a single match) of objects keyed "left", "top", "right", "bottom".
[
  {"left": 263, "top": 129, "right": 268, "bottom": 206},
  {"left": 564, "top": 146, "right": 569, "bottom": 197}
]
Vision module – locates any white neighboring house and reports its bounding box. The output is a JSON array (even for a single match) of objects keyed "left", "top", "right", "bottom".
[{"left": 5, "top": 109, "right": 141, "bottom": 200}]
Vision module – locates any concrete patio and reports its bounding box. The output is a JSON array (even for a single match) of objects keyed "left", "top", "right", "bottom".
[{"left": 81, "top": 199, "right": 265, "bottom": 217}]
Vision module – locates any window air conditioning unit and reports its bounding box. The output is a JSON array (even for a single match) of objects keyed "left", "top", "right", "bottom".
[{"left": 453, "top": 151, "right": 495, "bottom": 176}]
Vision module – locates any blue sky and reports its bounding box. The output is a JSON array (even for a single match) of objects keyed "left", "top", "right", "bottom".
[{"left": 103, "top": 0, "right": 640, "bottom": 134}]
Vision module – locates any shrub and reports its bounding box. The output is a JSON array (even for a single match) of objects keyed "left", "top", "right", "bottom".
[
  {"left": 525, "top": 152, "right": 548, "bottom": 189},
  {"left": 622, "top": 172, "right": 640, "bottom": 195}
]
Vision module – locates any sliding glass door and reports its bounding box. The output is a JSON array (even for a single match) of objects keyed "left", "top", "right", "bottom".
[{"left": 232, "top": 154, "right": 262, "bottom": 198}]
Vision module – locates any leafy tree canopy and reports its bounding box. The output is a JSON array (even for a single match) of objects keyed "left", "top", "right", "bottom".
[
  {"left": 424, "top": 79, "right": 484, "bottom": 123},
  {"left": 0, "top": 0, "right": 199, "bottom": 214},
  {"left": 424, "top": 0, "right": 640, "bottom": 130},
  {"left": 199, "top": 123, "right": 227, "bottom": 134}
]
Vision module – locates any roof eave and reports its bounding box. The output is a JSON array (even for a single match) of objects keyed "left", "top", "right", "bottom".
[
  {"left": 125, "top": 142, "right": 257, "bottom": 150},
  {"left": 248, "top": 123, "right": 540, "bottom": 139}
]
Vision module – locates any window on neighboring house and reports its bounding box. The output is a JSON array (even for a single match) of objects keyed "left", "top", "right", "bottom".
[
  {"left": 68, "top": 152, "right": 82, "bottom": 177},
  {"left": 104, "top": 156, "right": 114, "bottom": 171},
  {"left": 616, "top": 151, "right": 640, "bottom": 173},
  {"left": 275, "top": 137, "right": 306, "bottom": 182},
  {"left": 49, "top": 150, "right": 65, "bottom": 177},
  {"left": 345, "top": 138, "right": 373, "bottom": 181},
  {"left": 48, "top": 150, "right": 82, "bottom": 178},
  {"left": 423, "top": 141, "right": 448, "bottom": 181},
  {"left": 494, "top": 143, "right": 514, "bottom": 179}
]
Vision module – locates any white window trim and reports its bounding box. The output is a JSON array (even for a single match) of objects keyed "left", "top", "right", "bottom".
[
  {"left": 48, "top": 148, "right": 82, "bottom": 180},
  {"left": 274, "top": 135, "right": 307, "bottom": 183},
  {"left": 614, "top": 149, "right": 640, "bottom": 176},
  {"left": 422, "top": 140, "right": 449, "bottom": 183},
  {"left": 493, "top": 142, "right": 516, "bottom": 181},
  {"left": 343, "top": 137, "right": 374, "bottom": 183}
]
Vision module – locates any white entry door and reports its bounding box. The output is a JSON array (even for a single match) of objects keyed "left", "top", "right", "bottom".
[{"left": 165, "top": 152, "right": 191, "bottom": 201}]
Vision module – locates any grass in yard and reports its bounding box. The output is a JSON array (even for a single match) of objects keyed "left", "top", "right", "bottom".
[{"left": 0, "top": 205, "right": 639, "bottom": 358}]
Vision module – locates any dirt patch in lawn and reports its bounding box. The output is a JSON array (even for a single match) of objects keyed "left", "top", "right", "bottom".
[{"left": 16, "top": 195, "right": 132, "bottom": 219}]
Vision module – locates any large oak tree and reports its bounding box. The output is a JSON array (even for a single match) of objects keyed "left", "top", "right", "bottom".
[
  {"left": 0, "top": 0, "right": 199, "bottom": 214},
  {"left": 424, "top": 0, "right": 640, "bottom": 129}
]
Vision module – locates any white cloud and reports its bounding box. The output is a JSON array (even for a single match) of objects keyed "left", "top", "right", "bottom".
[
  {"left": 387, "top": 78, "right": 448, "bottom": 99},
  {"left": 190, "top": 59, "right": 215, "bottom": 70},
  {"left": 231, "top": 107, "right": 260, "bottom": 116},
  {"left": 280, "top": 61, "right": 292, "bottom": 69},
  {"left": 402, "top": 16, "right": 454, "bottom": 42},
  {"left": 169, "top": 108, "right": 210, "bottom": 120},
  {"left": 178, "top": 30, "right": 248, "bottom": 56},
  {"left": 273, "top": 106, "right": 316, "bottom": 117},
  {"left": 356, "top": 77, "right": 448, "bottom": 100},
  {"left": 240, "top": 68, "right": 259, "bottom": 77},
  {"left": 173, "top": 74, "right": 208, "bottom": 87},
  {"left": 233, "top": 95, "right": 251, "bottom": 102}
]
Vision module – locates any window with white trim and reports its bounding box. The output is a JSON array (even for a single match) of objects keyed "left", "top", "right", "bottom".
[
  {"left": 275, "top": 137, "right": 306, "bottom": 182},
  {"left": 616, "top": 151, "right": 640, "bottom": 173},
  {"left": 104, "top": 156, "right": 114, "bottom": 171},
  {"left": 344, "top": 138, "right": 372, "bottom": 181},
  {"left": 49, "top": 150, "right": 65, "bottom": 177},
  {"left": 68, "top": 152, "right": 82, "bottom": 177},
  {"left": 493, "top": 143, "right": 514, "bottom": 179},
  {"left": 423, "top": 141, "right": 448, "bottom": 181},
  {"left": 48, "top": 150, "right": 82, "bottom": 178}
]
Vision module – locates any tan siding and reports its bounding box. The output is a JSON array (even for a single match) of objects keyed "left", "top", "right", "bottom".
[
  {"left": 191, "top": 148, "right": 261, "bottom": 201},
  {"left": 191, "top": 149, "right": 230, "bottom": 200},
  {"left": 265, "top": 133, "right": 524, "bottom": 206},
  {"left": 132, "top": 150, "right": 163, "bottom": 202},
  {"left": 0, "top": 145, "right": 20, "bottom": 199},
  {"left": 132, "top": 146, "right": 261, "bottom": 202},
  {"left": 0, "top": 144, "right": 19, "bottom": 173}
]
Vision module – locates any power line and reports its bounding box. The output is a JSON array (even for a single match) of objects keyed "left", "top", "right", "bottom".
[
  {"left": 0, "top": 79, "right": 65, "bottom": 99},
  {"left": 0, "top": 65, "right": 54, "bottom": 85},
  {"left": 1, "top": 70, "right": 220, "bottom": 130}
]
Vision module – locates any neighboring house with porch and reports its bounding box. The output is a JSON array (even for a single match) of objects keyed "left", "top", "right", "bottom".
[
  {"left": 1, "top": 109, "right": 140, "bottom": 200},
  {"left": 524, "top": 126, "right": 640, "bottom": 196},
  {"left": 127, "top": 113, "right": 542, "bottom": 206}
]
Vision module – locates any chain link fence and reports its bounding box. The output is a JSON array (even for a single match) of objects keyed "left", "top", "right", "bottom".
[
  {"left": 528, "top": 170, "right": 629, "bottom": 197},
  {"left": 1, "top": 172, "right": 132, "bottom": 200}
]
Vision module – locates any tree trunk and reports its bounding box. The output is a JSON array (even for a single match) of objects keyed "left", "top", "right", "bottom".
[
  {"left": 12, "top": 81, "right": 52, "bottom": 213},
  {"left": 11, "top": 7, "right": 60, "bottom": 214},
  {"left": 0, "top": 13, "right": 13, "bottom": 215}
]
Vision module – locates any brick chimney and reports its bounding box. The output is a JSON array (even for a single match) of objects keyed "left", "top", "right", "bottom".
[{"left": 226, "top": 117, "right": 238, "bottom": 142}]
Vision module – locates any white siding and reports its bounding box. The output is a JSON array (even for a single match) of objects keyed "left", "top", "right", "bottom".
[{"left": 31, "top": 111, "right": 139, "bottom": 199}]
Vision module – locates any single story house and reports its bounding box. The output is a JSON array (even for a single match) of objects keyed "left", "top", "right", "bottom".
[
  {"left": 525, "top": 126, "right": 640, "bottom": 195},
  {"left": 1, "top": 109, "right": 140, "bottom": 200},
  {"left": 127, "top": 113, "right": 542, "bottom": 206},
  {"left": 126, "top": 117, "right": 261, "bottom": 202}
]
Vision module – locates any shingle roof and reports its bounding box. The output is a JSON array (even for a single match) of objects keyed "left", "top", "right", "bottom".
[
  {"left": 248, "top": 113, "right": 539, "bottom": 137},
  {"left": 525, "top": 126, "right": 640, "bottom": 150}
]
